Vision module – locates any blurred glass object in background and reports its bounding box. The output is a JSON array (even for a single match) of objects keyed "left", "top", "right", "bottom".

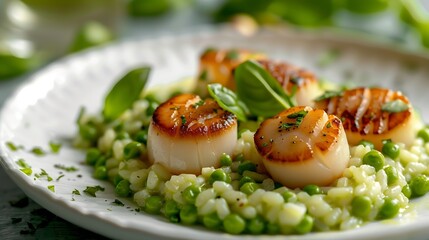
[{"left": 0, "top": 0, "right": 124, "bottom": 80}]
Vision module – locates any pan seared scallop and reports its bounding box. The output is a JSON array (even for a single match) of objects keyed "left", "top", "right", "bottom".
[
  {"left": 254, "top": 106, "right": 350, "bottom": 188},
  {"left": 315, "top": 87, "right": 421, "bottom": 150},
  {"left": 195, "top": 48, "right": 266, "bottom": 96},
  {"left": 257, "top": 59, "right": 322, "bottom": 107},
  {"left": 147, "top": 94, "right": 238, "bottom": 174}
]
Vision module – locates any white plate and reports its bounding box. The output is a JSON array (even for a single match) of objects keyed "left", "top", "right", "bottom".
[{"left": 1, "top": 27, "right": 429, "bottom": 240}]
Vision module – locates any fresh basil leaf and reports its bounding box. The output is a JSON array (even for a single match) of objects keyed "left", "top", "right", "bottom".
[
  {"left": 314, "top": 90, "right": 343, "bottom": 101},
  {"left": 103, "top": 67, "right": 150, "bottom": 121},
  {"left": 207, "top": 83, "right": 248, "bottom": 121},
  {"left": 381, "top": 100, "right": 409, "bottom": 113},
  {"left": 235, "top": 60, "right": 293, "bottom": 117}
]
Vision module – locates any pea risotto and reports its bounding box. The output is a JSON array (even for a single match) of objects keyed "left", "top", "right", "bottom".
[{"left": 74, "top": 48, "right": 429, "bottom": 235}]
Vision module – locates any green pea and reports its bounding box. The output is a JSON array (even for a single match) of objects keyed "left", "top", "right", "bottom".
[
  {"left": 362, "top": 150, "right": 385, "bottom": 171},
  {"left": 85, "top": 148, "right": 101, "bottom": 166},
  {"left": 294, "top": 215, "right": 314, "bottom": 234},
  {"left": 134, "top": 130, "right": 148, "bottom": 145},
  {"left": 246, "top": 216, "right": 265, "bottom": 234},
  {"left": 384, "top": 166, "right": 399, "bottom": 185},
  {"left": 146, "top": 101, "right": 158, "bottom": 116},
  {"left": 113, "top": 174, "right": 123, "bottom": 187},
  {"left": 382, "top": 141, "right": 400, "bottom": 159},
  {"left": 115, "top": 131, "right": 130, "bottom": 140},
  {"left": 282, "top": 190, "right": 296, "bottom": 202},
  {"left": 93, "top": 166, "right": 108, "bottom": 180},
  {"left": 303, "top": 184, "right": 322, "bottom": 195},
  {"left": 238, "top": 161, "right": 257, "bottom": 175},
  {"left": 240, "top": 182, "right": 260, "bottom": 195},
  {"left": 220, "top": 153, "right": 232, "bottom": 167},
  {"left": 209, "top": 169, "right": 229, "bottom": 185},
  {"left": 145, "top": 196, "right": 163, "bottom": 214},
  {"left": 409, "top": 175, "right": 429, "bottom": 197},
  {"left": 378, "top": 197, "right": 400, "bottom": 219},
  {"left": 223, "top": 214, "right": 246, "bottom": 234},
  {"left": 123, "top": 141, "right": 142, "bottom": 160},
  {"left": 234, "top": 153, "right": 245, "bottom": 162},
  {"left": 164, "top": 200, "right": 180, "bottom": 218},
  {"left": 115, "top": 180, "right": 131, "bottom": 197},
  {"left": 79, "top": 124, "right": 98, "bottom": 141},
  {"left": 182, "top": 185, "right": 201, "bottom": 204},
  {"left": 417, "top": 128, "right": 429, "bottom": 143},
  {"left": 239, "top": 176, "right": 255, "bottom": 187},
  {"left": 95, "top": 156, "right": 107, "bottom": 168},
  {"left": 180, "top": 205, "right": 198, "bottom": 225},
  {"left": 358, "top": 140, "right": 374, "bottom": 149},
  {"left": 402, "top": 184, "right": 412, "bottom": 198},
  {"left": 351, "top": 196, "right": 372, "bottom": 219},
  {"left": 202, "top": 213, "right": 221, "bottom": 229},
  {"left": 266, "top": 222, "right": 280, "bottom": 234}
]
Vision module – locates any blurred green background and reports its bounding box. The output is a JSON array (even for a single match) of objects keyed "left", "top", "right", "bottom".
[{"left": 0, "top": 0, "right": 429, "bottom": 81}]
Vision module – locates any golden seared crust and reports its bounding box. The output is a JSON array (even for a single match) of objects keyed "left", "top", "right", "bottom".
[
  {"left": 257, "top": 59, "right": 318, "bottom": 93},
  {"left": 315, "top": 87, "right": 412, "bottom": 135},
  {"left": 254, "top": 106, "right": 314, "bottom": 163},
  {"left": 151, "top": 94, "right": 237, "bottom": 137},
  {"left": 197, "top": 49, "right": 266, "bottom": 91},
  {"left": 314, "top": 115, "right": 342, "bottom": 152}
]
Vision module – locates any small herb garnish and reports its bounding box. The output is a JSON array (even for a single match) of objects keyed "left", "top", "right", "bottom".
[
  {"left": 56, "top": 175, "right": 65, "bottom": 181},
  {"left": 235, "top": 60, "right": 294, "bottom": 117},
  {"left": 181, "top": 115, "right": 187, "bottom": 125},
  {"left": 30, "top": 147, "right": 46, "bottom": 156},
  {"left": 6, "top": 141, "right": 23, "bottom": 151},
  {"left": 381, "top": 100, "right": 409, "bottom": 113},
  {"left": 207, "top": 83, "right": 249, "bottom": 121},
  {"left": 314, "top": 90, "right": 343, "bottom": 101},
  {"left": 35, "top": 169, "right": 53, "bottom": 182},
  {"left": 103, "top": 67, "right": 151, "bottom": 121},
  {"left": 327, "top": 122, "right": 332, "bottom": 128},
  {"left": 49, "top": 141, "right": 62, "bottom": 153},
  {"left": 193, "top": 99, "right": 205, "bottom": 108},
  {"left": 54, "top": 164, "right": 78, "bottom": 172},
  {"left": 280, "top": 110, "right": 308, "bottom": 130},
  {"left": 83, "top": 185, "right": 105, "bottom": 197},
  {"left": 112, "top": 199, "right": 125, "bottom": 206},
  {"left": 72, "top": 189, "right": 81, "bottom": 195},
  {"left": 16, "top": 159, "right": 32, "bottom": 176},
  {"left": 47, "top": 185, "right": 55, "bottom": 192}
]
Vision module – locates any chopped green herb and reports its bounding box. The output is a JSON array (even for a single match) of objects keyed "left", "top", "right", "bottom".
[
  {"left": 35, "top": 169, "right": 53, "bottom": 182},
  {"left": 112, "top": 199, "right": 125, "bottom": 206},
  {"left": 47, "top": 185, "right": 55, "bottom": 192},
  {"left": 56, "top": 175, "right": 65, "bottom": 181},
  {"left": 83, "top": 185, "right": 105, "bottom": 197},
  {"left": 226, "top": 50, "right": 239, "bottom": 60},
  {"left": 6, "top": 141, "right": 22, "bottom": 151},
  {"left": 181, "top": 115, "right": 187, "bottom": 125},
  {"left": 193, "top": 99, "right": 205, "bottom": 108},
  {"left": 49, "top": 141, "right": 62, "bottom": 153},
  {"left": 54, "top": 164, "right": 78, "bottom": 172},
  {"left": 16, "top": 159, "right": 33, "bottom": 176},
  {"left": 280, "top": 110, "right": 308, "bottom": 130},
  {"left": 72, "top": 189, "right": 81, "bottom": 195},
  {"left": 287, "top": 110, "right": 308, "bottom": 119},
  {"left": 30, "top": 147, "right": 46, "bottom": 156},
  {"left": 314, "top": 90, "right": 343, "bottom": 101},
  {"left": 327, "top": 122, "right": 332, "bottom": 128},
  {"left": 381, "top": 100, "right": 409, "bottom": 113}
]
